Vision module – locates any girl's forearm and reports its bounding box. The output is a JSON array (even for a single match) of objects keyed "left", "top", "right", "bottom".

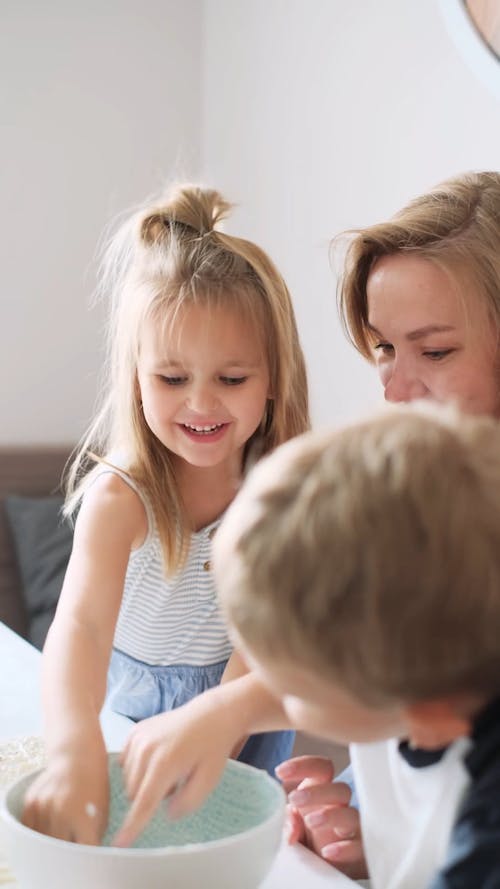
[
  {"left": 205, "top": 671, "right": 291, "bottom": 736},
  {"left": 220, "top": 654, "right": 284, "bottom": 757},
  {"left": 41, "top": 619, "right": 109, "bottom": 755}
]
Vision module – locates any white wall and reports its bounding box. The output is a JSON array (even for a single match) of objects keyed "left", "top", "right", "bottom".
[
  {"left": 201, "top": 0, "right": 500, "bottom": 428},
  {"left": 4, "top": 1, "right": 500, "bottom": 442},
  {"left": 1, "top": 0, "right": 202, "bottom": 444}
]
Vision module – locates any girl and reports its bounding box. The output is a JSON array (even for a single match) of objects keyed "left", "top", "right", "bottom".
[{"left": 22, "top": 183, "right": 309, "bottom": 844}]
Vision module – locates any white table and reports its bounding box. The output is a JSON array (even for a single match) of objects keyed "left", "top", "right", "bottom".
[{"left": 0, "top": 622, "right": 357, "bottom": 888}]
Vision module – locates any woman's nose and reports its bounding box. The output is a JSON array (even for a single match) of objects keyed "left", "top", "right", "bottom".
[{"left": 383, "top": 364, "right": 428, "bottom": 404}]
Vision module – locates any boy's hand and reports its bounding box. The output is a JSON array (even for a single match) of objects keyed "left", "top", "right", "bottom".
[
  {"left": 275, "top": 755, "right": 368, "bottom": 881},
  {"left": 21, "top": 747, "right": 109, "bottom": 845},
  {"left": 113, "top": 691, "right": 240, "bottom": 847}
]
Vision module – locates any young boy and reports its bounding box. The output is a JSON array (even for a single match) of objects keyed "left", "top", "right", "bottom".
[{"left": 212, "top": 404, "right": 500, "bottom": 889}]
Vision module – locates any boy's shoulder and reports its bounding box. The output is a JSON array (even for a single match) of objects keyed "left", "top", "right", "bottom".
[{"left": 430, "top": 696, "right": 500, "bottom": 889}]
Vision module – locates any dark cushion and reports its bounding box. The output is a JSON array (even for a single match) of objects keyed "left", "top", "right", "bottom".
[{"left": 4, "top": 495, "right": 73, "bottom": 649}]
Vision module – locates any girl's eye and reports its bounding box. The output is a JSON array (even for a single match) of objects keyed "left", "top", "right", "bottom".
[
  {"left": 373, "top": 342, "right": 394, "bottom": 357},
  {"left": 160, "top": 375, "right": 187, "bottom": 386},
  {"left": 423, "top": 349, "right": 454, "bottom": 361},
  {"left": 220, "top": 376, "right": 248, "bottom": 386}
]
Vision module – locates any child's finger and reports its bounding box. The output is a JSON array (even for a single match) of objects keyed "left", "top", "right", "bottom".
[
  {"left": 121, "top": 745, "right": 150, "bottom": 801},
  {"left": 113, "top": 799, "right": 155, "bottom": 847},
  {"left": 113, "top": 760, "right": 176, "bottom": 847},
  {"left": 25, "top": 797, "right": 102, "bottom": 846},
  {"left": 75, "top": 806, "right": 106, "bottom": 846},
  {"left": 166, "top": 757, "right": 227, "bottom": 821}
]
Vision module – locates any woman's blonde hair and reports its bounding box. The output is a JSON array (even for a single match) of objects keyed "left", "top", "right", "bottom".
[
  {"left": 336, "top": 171, "right": 500, "bottom": 359},
  {"left": 66, "top": 183, "right": 309, "bottom": 572}
]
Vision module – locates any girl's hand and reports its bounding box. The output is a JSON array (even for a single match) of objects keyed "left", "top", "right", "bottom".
[
  {"left": 113, "top": 691, "right": 239, "bottom": 847},
  {"left": 113, "top": 672, "right": 287, "bottom": 848},
  {"left": 275, "top": 756, "right": 368, "bottom": 881},
  {"left": 22, "top": 746, "right": 109, "bottom": 845}
]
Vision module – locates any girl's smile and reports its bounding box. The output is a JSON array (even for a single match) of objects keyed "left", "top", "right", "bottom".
[{"left": 179, "top": 421, "right": 229, "bottom": 442}]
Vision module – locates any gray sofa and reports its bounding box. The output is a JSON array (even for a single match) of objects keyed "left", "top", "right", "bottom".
[{"left": 0, "top": 445, "right": 73, "bottom": 645}]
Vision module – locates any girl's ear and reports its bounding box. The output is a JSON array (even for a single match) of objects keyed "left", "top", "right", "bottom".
[{"left": 404, "top": 700, "right": 472, "bottom": 749}]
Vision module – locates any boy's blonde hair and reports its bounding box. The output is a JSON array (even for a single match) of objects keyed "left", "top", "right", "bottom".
[
  {"left": 66, "top": 184, "right": 309, "bottom": 571},
  {"left": 215, "top": 404, "right": 500, "bottom": 706},
  {"left": 336, "top": 171, "right": 500, "bottom": 359}
]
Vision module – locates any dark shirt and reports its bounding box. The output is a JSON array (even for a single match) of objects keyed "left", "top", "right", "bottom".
[{"left": 399, "top": 697, "right": 500, "bottom": 889}]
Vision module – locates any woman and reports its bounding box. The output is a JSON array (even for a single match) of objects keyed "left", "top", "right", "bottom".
[{"left": 279, "top": 170, "right": 500, "bottom": 878}]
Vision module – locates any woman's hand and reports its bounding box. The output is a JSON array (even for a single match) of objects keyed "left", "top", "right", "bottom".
[
  {"left": 22, "top": 745, "right": 109, "bottom": 845},
  {"left": 275, "top": 755, "right": 368, "bottom": 881}
]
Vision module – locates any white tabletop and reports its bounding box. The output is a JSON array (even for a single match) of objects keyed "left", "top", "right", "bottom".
[
  {"left": 0, "top": 623, "right": 131, "bottom": 749},
  {"left": 0, "top": 622, "right": 358, "bottom": 888}
]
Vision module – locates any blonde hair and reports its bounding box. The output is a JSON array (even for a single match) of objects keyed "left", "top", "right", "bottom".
[
  {"left": 215, "top": 403, "right": 500, "bottom": 706},
  {"left": 66, "top": 183, "right": 309, "bottom": 572},
  {"left": 336, "top": 171, "right": 500, "bottom": 359}
]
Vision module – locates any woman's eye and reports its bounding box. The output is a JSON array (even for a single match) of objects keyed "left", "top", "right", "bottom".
[
  {"left": 423, "top": 349, "right": 454, "bottom": 361},
  {"left": 160, "top": 375, "right": 187, "bottom": 386},
  {"left": 220, "top": 376, "right": 248, "bottom": 386},
  {"left": 373, "top": 342, "right": 394, "bottom": 357}
]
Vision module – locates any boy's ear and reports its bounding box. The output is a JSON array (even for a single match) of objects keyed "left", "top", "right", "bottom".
[{"left": 404, "top": 700, "right": 472, "bottom": 749}]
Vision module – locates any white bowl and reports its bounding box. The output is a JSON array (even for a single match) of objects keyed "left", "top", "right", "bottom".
[{"left": 0, "top": 754, "right": 285, "bottom": 889}]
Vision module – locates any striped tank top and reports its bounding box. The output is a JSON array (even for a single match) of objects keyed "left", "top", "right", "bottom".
[{"left": 98, "top": 466, "right": 233, "bottom": 667}]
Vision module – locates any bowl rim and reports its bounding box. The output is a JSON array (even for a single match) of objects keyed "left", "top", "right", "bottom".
[{"left": 0, "top": 757, "right": 286, "bottom": 857}]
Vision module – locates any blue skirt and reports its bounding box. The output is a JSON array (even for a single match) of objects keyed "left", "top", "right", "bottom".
[{"left": 107, "top": 648, "right": 294, "bottom": 777}]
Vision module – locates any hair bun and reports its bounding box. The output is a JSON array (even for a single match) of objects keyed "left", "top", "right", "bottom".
[{"left": 140, "top": 184, "right": 233, "bottom": 245}]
